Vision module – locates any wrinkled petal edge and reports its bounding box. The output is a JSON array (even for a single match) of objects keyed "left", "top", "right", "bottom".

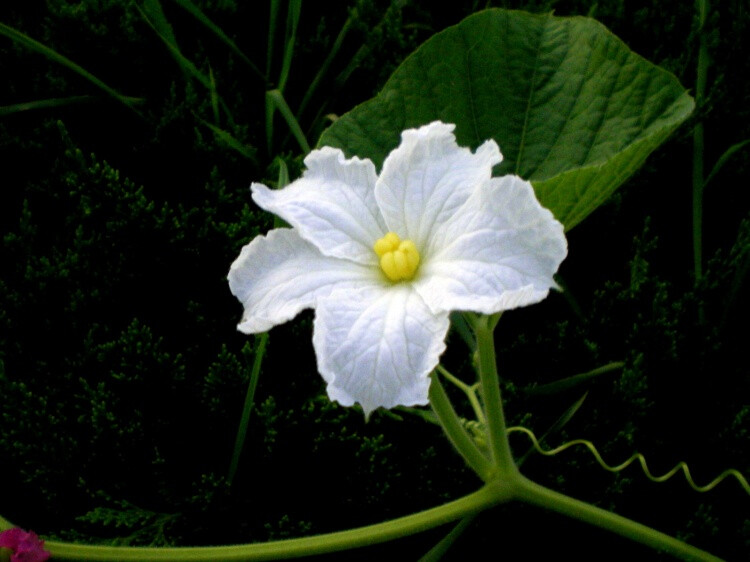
[{"left": 312, "top": 286, "right": 450, "bottom": 417}]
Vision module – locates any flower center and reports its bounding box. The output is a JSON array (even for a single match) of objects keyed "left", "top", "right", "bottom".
[{"left": 373, "top": 232, "right": 420, "bottom": 282}]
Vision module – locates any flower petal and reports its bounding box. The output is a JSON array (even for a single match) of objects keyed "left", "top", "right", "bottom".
[
  {"left": 374, "top": 121, "right": 502, "bottom": 250},
  {"left": 313, "top": 285, "right": 450, "bottom": 417},
  {"left": 251, "top": 147, "right": 385, "bottom": 265},
  {"left": 228, "top": 228, "right": 377, "bottom": 333},
  {"left": 415, "top": 175, "right": 567, "bottom": 314},
  {"left": 0, "top": 528, "right": 49, "bottom": 562}
]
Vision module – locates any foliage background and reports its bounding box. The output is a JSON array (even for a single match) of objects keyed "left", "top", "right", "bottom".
[{"left": 0, "top": 0, "right": 748, "bottom": 559}]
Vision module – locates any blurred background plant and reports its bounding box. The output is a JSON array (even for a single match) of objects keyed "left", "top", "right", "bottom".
[{"left": 0, "top": 0, "right": 747, "bottom": 559}]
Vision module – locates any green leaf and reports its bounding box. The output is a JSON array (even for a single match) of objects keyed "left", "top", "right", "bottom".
[
  {"left": 136, "top": 1, "right": 211, "bottom": 90},
  {"left": 516, "top": 392, "right": 588, "bottom": 467},
  {"left": 267, "top": 0, "right": 281, "bottom": 78},
  {"left": 297, "top": 15, "right": 353, "bottom": 120},
  {"left": 266, "top": 89, "right": 311, "bottom": 154},
  {"left": 278, "top": 0, "right": 301, "bottom": 92},
  {"left": 0, "top": 22, "right": 141, "bottom": 113},
  {"left": 208, "top": 65, "right": 220, "bottom": 124},
  {"left": 273, "top": 158, "right": 291, "bottom": 228},
  {"left": 142, "top": 0, "right": 178, "bottom": 49},
  {"left": 704, "top": 139, "right": 750, "bottom": 190},
  {"left": 318, "top": 9, "right": 694, "bottom": 230},
  {"left": 525, "top": 361, "right": 624, "bottom": 396},
  {"left": 199, "top": 119, "right": 258, "bottom": 163},
  {"left": 0, "top": 95, "right": 144, "bottom": 116},
  {"left": 227, "top": 336, "right": 267, "bottom": 487},
  {"left": 172, "top": 0, "right": 266, "bottom": 82}
]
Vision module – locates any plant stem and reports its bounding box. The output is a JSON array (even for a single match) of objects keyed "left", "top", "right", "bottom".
[
  {"left": 42, "top": 485, "right": 510, "bottom": 561},
  {"left": 474, "top": 314, "right": 517, "bottom": 480},
  {"left": 515, "top": 476, "right": 722, "bottom": 561},
  {"left": 227, "top": 333, "right": 268, "bottom": 486},
  {"left": 429, "top": 372, "right": 492, "bottom": 481},
  {"left": 265, "top": 89, "right": 311, "bottom": 154},
  {"left": 418, "top": 515, "right": 476, "bottom": 562},
  {"left": 692, "top": 0, "right": 708, "bottom": 293},
  {"left": 436, "top": 365, "right": 486, "bottom": 424},
  {"left": 0, "top": 515, "right": 14, "bottom": 531},
  {"left": 0, "top": 23, "right": 142, "bottom": 115},
  {"left": 525, "top": 361, "right": 624, "bottom": 396}
]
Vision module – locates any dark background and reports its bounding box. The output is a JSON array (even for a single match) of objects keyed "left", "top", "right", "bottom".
[{"left": 1, "top": 1, "right": 748, "bottom": 559}]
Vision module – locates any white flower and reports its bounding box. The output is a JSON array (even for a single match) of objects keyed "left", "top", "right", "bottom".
[{"left": 228, "top": 122, "right": 567, "bottom": 416}]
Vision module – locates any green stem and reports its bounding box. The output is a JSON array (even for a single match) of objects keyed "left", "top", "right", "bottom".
[
  {"left": 692, "top": 0, "right": 708, "bottom": 289},
  {"left": 474, "top": 314, "right": 517, "bottom": 480},
  {"left": 525, "top": 361, "right": 624, "bottom": 396},
  {"left": 172, "top": 0, "right": 266, "bottom": 84},
  {"left": 266, "top": 0, "right": 279, "bottom": 79},
  {"left": 0, "top": 23, "right": 142, "bottom": 115},
  {"left": 265, "top": 89, "right": 311, "bottom": 155},
  {"left": 297, "top": 16, "right": 352, "bottom": 120},
  {"left": 42, "top": 485, "right": 509, "bottom": 561},
  {"left": 227, "top": 333, "right": 268, "bottom": 486},
  {"left": 0, "top": 514, "right": 14, "bottom": 531},
  {"left": 436, "top": 365, "right": 486, "bottom": 425},
  {"left": 418, "top": 515, "right": 476, "bottom": 562},
  {"left": 515, "top": 476, "right": 722, "bottom": 561},
  {"left": 429, "top": 373, "right": 492, "bottom": 481}
]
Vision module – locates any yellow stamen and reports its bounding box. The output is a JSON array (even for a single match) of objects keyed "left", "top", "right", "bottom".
[
  {"left": 373, "top": 231, "right": 401, "bottom": 257},
  {"left": 373, "top": 232, "right": 421, "bottom": 282}
]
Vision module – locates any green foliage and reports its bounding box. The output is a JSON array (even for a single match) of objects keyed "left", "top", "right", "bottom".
[
  {"left": 319, "top": 8, "right": 694, "bottom": 231},
  {"left": 75, "top": 493, "right": 178, "bottom": 547},
  {"left": 202, "top": 343, "right": 249, "bottom": 416},
  {"left": 0, "top": 122, "right": 265, "bottom": 534},
  {"left": 0, "top": 0, "right": 748, "bottom": 559},
  {"left": 489, "top": 214, "right": 750, "bottom": 555}
]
